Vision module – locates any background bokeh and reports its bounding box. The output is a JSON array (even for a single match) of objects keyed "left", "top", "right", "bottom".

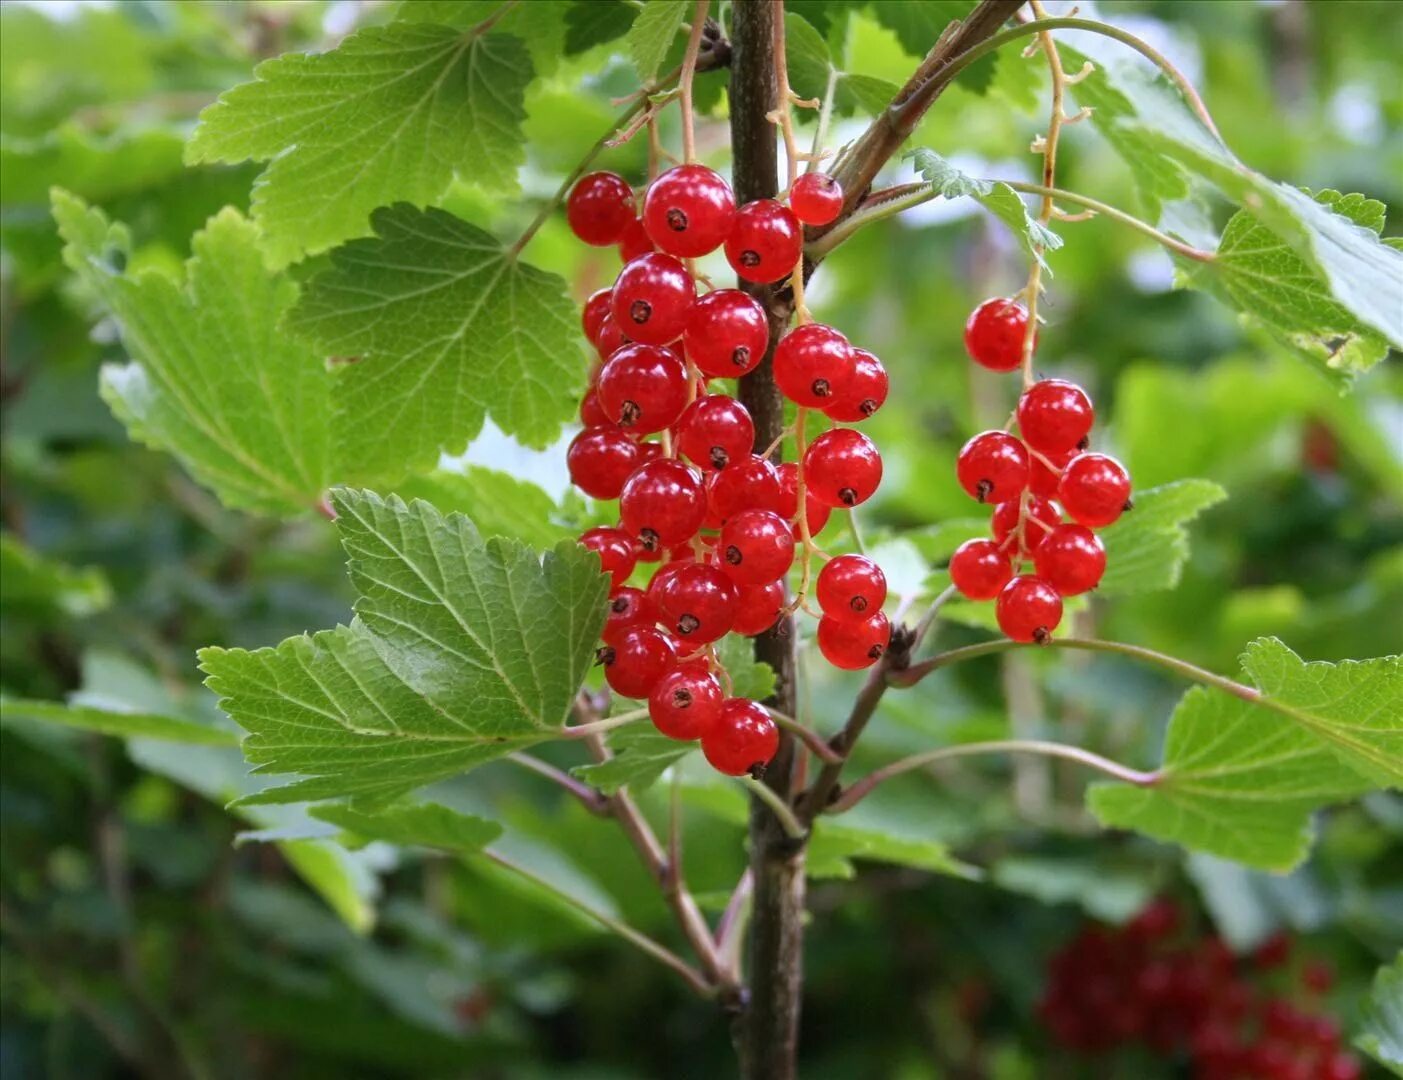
[{"left": 1, "top": 1, "right": 1399, "bottom": 1077}]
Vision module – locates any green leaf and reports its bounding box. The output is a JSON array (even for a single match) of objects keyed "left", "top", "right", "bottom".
[
  {"left": 1089, "top": 640, "right": 1398, "bottom": 871},
  {"left": 54, "top": 192, "right": 333, "bottom": 516},
  {"left": 627, "top": 0, "right": 687, "bottom": 83},
  {"left": 393, "top": 467, "right": 576, "bottom": 549},
  {"left": 713, "top": 634, "right": 777, "bottom": 702},
  {"left": 1358, "top": 953, "right": 1403, "bottom": 1077},
  {"left": 564, "top": 1, "right": 637, "bottom": 56},
  {"left": 1097, "top": 479, "right": 1227, "bottom": 596},
  {"left": 0, "top": 534, "right": 111, "bottom": 618},
  {"left": 0, "top": 126, "right": 185, "bottom": 205},
  {"left": 991, "top": 854, "right": 1160, "bottom": 923},
  {"left": 867, "top": 2, "right": 998, "bottom": 94},
  {"left": 186, "top": 24, "right": 532, "bottom": 265},
  {"left": 312, "top": 802, "right": 503, "bottom": 854},
  {"left": 1189, "top": 190, "right": 1395, "bottom": 376},
  {"left": 572, "top": 727, "right": 693, "bottom": 796},
  {"left": 286, "top": 204, "right": 583, "bottom": 483},
  {"left": 0, "top": 698, "right": 237, "bottom": 746},
  {"left": 1059, "top": 39, "right": 1403, "bottom": 376},
  {"left": 200, "top": 490, "right": 610, "bottom": 805},
  {"left": 906, "top": 149, "right": 1062, "bottom": 270},
  {"left": 808, "top": 811, "right": 979, "bottom": 880},
  {"left": 393, "top": 0, "right": 569, "bottom": 75},
  {"left": 785, "top": 13, "right": 901, "bottom": 118}
]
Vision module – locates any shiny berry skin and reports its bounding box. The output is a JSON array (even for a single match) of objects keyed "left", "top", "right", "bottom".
[
  {"left": 602, "top": 586, "right": 655, "bottom": 645},
  {"left": 654, "top": 563, "right": 738, "bottom": 643},
  {"left": 804, "top": 428, "right": 882, "bottom": 508},
  {"left": 611, "top": 253, "right": 696, "bottom": 345},
  {"left": 579, "top": 387, "right": 611, "bottom": 428},
  {"left": 816, "top": 554, "right": 886, "bottom": 621},
  {"left": 1034, "top": 524, "right": 1105, "bottom": 595},
  {"left": 567, "top": 171, "right": 635, "bottom": 246},
  {"left": 1058, "top": 453, "right": 1132, "bottom": 528},
  {"left": 733, "top": 580, "right": 784, "bottom": 635},
  {"left": 817, "top": 611, "right": 890, "bottom": 670},
  {"left": 645, "top": 558, "right": 694, "bottom": 610},
  {"left": 600, "top": 626, "right": 676, "bottom": 699},
  {"left": 676, "top": 394, "right": 755, "bottom": 471},
  {"left": 619, "top": 459, "right": 707, "bottom": 553},
  {"left": 823, "top": 348, "right": 888, "bottom": 422},
  {"left": 683, "top": 289, "right": 769, "bottom": 377},
  {"left": 582, "top": 288, "right": 612, "bottom": 345},
  {"left": 991, "top": 494, "right": 1061, "bottom": 553},
  {"left": 1029, "top": 446, "right": 1073, "bottom": 498},
  {"left": 708, "top": 455, "right": 782, "bottom": 521},
  {"left": 1320, "top": 1054, "right": 1361, "bottom": 1080},
  {"left": 775, "top": 462, "right": 831, "bottom": 536},
  {"left": 725, "top": 199, "right": 803, "bottom": 284},
  {"left": 616, "top": 215, "right": 654, "bottom": 263},
  {"left": 720, "top": 509, "right": 796, "bottom": 585},
  {"left": 1017, "top": 378, "right": 1094, "bottom": 455},
  {"left": 649, "top": 668, "right": 723, "bottom": 740},
  {"left": 643, "top": 164, "right": 737, "bottom": 258},
  {"left": 597, "top": 343, "right": 690, "bottom": 433},
  {"left": 956, "top": 431, "right": 1029, "bottom": 504},
  {"left": 702, "top": 698, "right": 779, "bottom": 776},
  {"left": 789, "top": 172, "right": 843, "bottom": 226},
  {"left": 949, "top": 539, "right": 1014, "bottom": 600},
  {"left": 964, "top": 298, "right": 1032, "bottom": 372},
  {"left": 773, "top": 323, "right": 854, "bottom": 407},
  {"left": 567, "top": 427, "right": 639, "bottom": 499},
  {"left": 579, "top": 526, "right": 637, "bottom": 588},
  {"left": 594, "top": 314, "right": 627, "bottom": 360},
  {"left": 995, "top": 575, "right": 1063, "bottom": 643}
]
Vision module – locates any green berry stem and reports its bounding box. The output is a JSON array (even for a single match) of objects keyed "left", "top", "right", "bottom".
[{"left": 738, "top": 774, "right": 807, "bottom": 840}]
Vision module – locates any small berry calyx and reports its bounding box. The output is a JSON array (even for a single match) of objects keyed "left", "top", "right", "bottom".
[
  {"left": 964, "top": 298, "right": 1032, "bottom": 372},
  {"left": 789, "top": 172, "right": 844, "bottom": 226},
  {"left": 816, "top": 554, "right": 887, "bottom": 621}
]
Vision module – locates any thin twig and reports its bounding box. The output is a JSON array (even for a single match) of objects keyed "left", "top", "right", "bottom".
[
  {"left": 767, "top": 707, "right": 844, "bottom": 765},
  {"left": 828, "top": 739, "right": 1161, "bottom": 813},
  {"left": 679, "top": 0, "right": 712, "bottom": 163},
  {"left": 1003, "top": 181, "right": 1216, "bottom": 261},
  {"left": 911, "top": 585, "right": 958, "bottom": 653},
  {"left": 715, "top": 867, "right": 754, "bottom": 980},
  {"left": 739, "top": 775, "right": 807, "bottom": 840},
  {"left": 508, "top": 752, "right": 609, "bottom": 814},
  {"left": 561, "top": 708, "right": 648, "bottom": 738}
]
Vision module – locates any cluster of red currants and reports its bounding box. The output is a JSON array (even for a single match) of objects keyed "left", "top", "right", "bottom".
[
  {"left": 564, "top": 163, "right": 891, "bottom": 777},
  {"left": 948, "top": 298, "right": 1134, "bottom": 643},
  {"left": 1039, "top": 900, "right": 1361, "bottom": 1080}
]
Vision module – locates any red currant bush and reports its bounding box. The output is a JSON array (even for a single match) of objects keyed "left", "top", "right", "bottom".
[{"left": 642, "top": 164, "right": 736, "bottom": 258}]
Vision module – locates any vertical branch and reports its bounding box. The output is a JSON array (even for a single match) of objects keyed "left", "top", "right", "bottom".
[{"left": 730, "top": 3, "right": 806, "bottom": 1077}]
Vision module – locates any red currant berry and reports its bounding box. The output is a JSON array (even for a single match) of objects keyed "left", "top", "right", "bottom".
[
  {"left": 645, "top": 557, "right": 694, "bottom": 609},
  {"left": 676, "top": 394, "right": 755, "bottom": 471},
  {"left": 643, "top": 164, "right": 736, "bottom": 258},
  {"left": 823, "top": 348, "right": 888, "bottom": 422},
  {"left": 789, "top": 172, "right": 843, "bottom": 226},
  {"left": 649, "top": 667, "right": 723, "bottom": 740},
  {"left": 956, "top": 431, "right": 1029, "bottom": 504},
  {"left": 817, "top": 611, "right": 890, "bottom": 670},
  {"left": 816, "top": 554, "right": 886, "bottom": 621},
  {"left": 597, "top": 343, "right": 690, "bottom": 433},
  {"left": 1034, "top": 524, "right": 1105, "bottom": 595},
  {"left": 567, "top": 172, "right": 635, "bottom": 246},
  {"left": 1320, "top": 1054, "right": 1361, "bottom": 1080},
  {"left": 654, "top": 562, "right": 738, "bottom": 643},
  {"left": 949, "top": 538, "right": 1014, "bottom": 600},
  {"left": 1058, "top": 453, "right": 1132, "bottom": 528},
  {"left": 991, "top": 494, "right": 1061, "bottom": 553},
  {"left": 579, "top": 526, "right": 637, "bottom": 587},
  {"left": 594, "top": 314, "right": 628, "bottom": 360},
  {"left": 804, "top": 428, "right": 883, "bottom": 508},
  {"left": 683, "top": 289, "right": 769, "bottom": 377},
  {"left": 995, "top": 575, "right": 1062, "bottom": 643},
  {"left": 1029, "top": 446, "right": 1073, "bottom": 498},
  {"left": 708, "top": 455, "right": 782, "bottom": 522},
  {"left": 567, "top": 427, "right": 639, "bottom": 499},
  {"left": 616, "top": 214, "right": 654, "bottom": 263},
  {"left": 775, "top": 462, "right": 831, "bottom": 536},
  {"left": 773, "top": 323, "right": 855, "bottom": 407},
  {"left": 725, "top": 199, "right": 803, "bottom": 284},
  {"left": 720, "top": 509, "right": 796, "bottom": 585},
  {"left": 619, "top": 459, "right": 707, "bottom": 553},
  {"left": 733, "top": 580, "right": 784, "bottom": 635},
  {"left": 579, "top": 387, "right": 611, "bottom": 428},
  {"left": 602, "top": 586, "right": 655, "bottom": 645},
  {"left": 582, "top": 288, "right": 612, "bottom": 345},
  {"left": 964, "top": 298, "right": 1032, "bottom": 372},
  {"left": 611, "top": 253, "right": 696, "bottom": 345},
  {"left": 1017, "top": 378, "right": 1094, "bottom": 455},
  {"left": 600, "top": 626, "right": 676, "bottom": 699},
  {"left": 702, "top": 698, "right": 779, "bottom": 775}
]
